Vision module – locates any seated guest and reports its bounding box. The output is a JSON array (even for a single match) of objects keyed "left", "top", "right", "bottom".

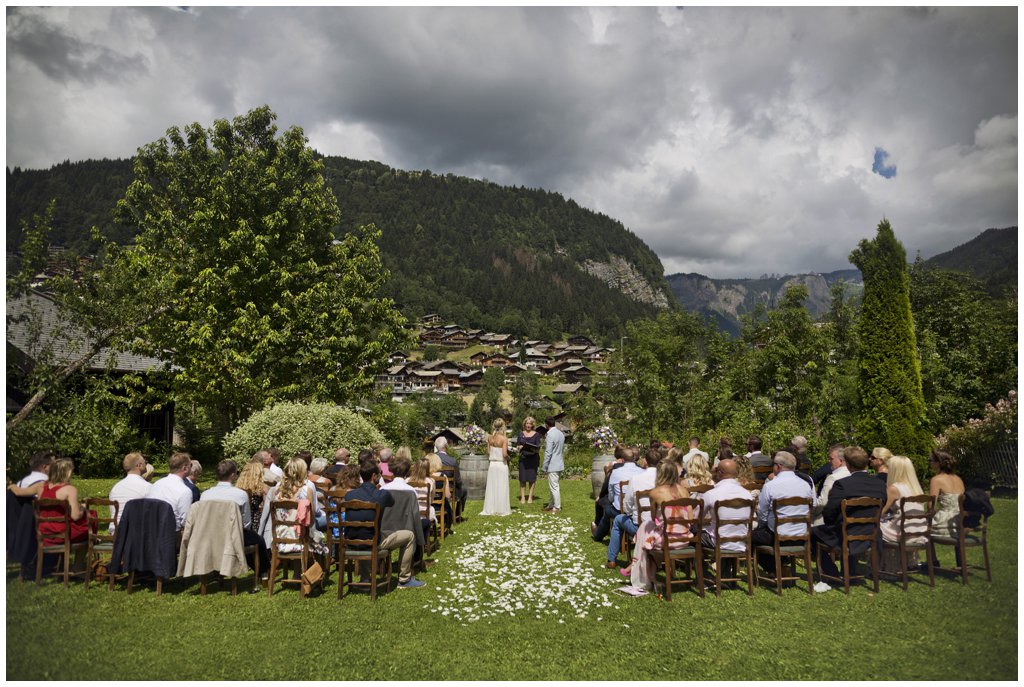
[
  {"left": 752, "top": 451, "right": 814, "bottom": 571},
  {"left": 685, "top": 454, "right": 714, "bottom": 490},
  {"left": 929, "top": 450, "right": 966, "bottom": 569},
  {"left": 811, "top": 445, "right": 887, "bottom": 585},
  {"left": 734, "top": 454, "right": 760, "bottom": 502},
  {"left": 237, "top": 453, "right": 270, "bottom": 533},
  {"left": 681, "top": 437, "right": 710, "bottom": 472},
  {"left": 265, "top": 447, "right": 285, "bottom": 482},
  {"left": 594, "top": 445, "right": 628, "bottom": 528},
  {"left": 712, "top": 436, "right": 733, "bottom": 468},
  {"left": 109, "top": 452, "right": 153, "bottom": 527},
  {"left": 434, "top": 437, "right": 467, "bottom": 516},
  {"left": 184, "top": 460, "right": 203, "bottom": 503},
  {"left": 333, "top": 447, "right": 351, "bottom": 467},
  {"left": 378, "top": 448, "right": 394, "bottom": 478},
  {"left": 257, "top": 457, "right": 328, "bottom": 556},
  {"left": 16, "top": 450, "right": 54, "bottom": 488},
  {"left": 812, "top": 444, "right": 844, "bottom": 494},
  {"left": 593, "top": 446, "right": 644, "bottom": 542},
  {"left": 701, "top": 459, "right": 753, "bottom": 580},
  {"left": 384, "top": 455, "right": 431, "bottom": 552},
  {"left": 309, "top": 457, "right": 332, "bottom": 488},
  {"left": 201, "top": 459, "right": 270, "bottom": 577},
  {"left": 878, "top": 455, "right": 928, "bottom": 572},
  {"left": 606, "top": 448, "right": 660, "bottom": 569},
  {"left": 621, "top": 460, "right": 693, "bottom": 589},
  {"left": 870, "top": 447, "right": 893, "bottom": 482},
  {"left": 426, "top": 452, "right": 453, "bottom": 523},
  {"left": 789, "top": 435, "right": 813, "bottom": 473},
  {"left": 8, "top": 457, "right": 89, "bottom": 548},
  {"left": 812, "top": 446, "right": 850, "bottom": 526},
  {"left": 746, "top": 436, "right": 771, "bottom": 478},
  {"left": 148, "top": 452, "right": 197, "bottom": 531},
  {"left": 343, "top": 460, "right": 424, "bottom": 589}
]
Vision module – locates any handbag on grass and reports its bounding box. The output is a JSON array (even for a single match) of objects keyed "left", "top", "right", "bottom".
[{"left": 301, "top": 561, "right": 323, "bottom": 595}]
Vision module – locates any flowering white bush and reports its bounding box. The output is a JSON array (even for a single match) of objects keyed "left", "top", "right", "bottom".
[
  {"left": 588, "top": 426, "right": 618, "bottom": 454},
  {"left": 424, "top": 514, "right": 619, "bottom": 625}
]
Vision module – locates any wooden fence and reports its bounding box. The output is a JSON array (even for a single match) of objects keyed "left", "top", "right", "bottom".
[{"left": 955, "top": 441, "right": 1018, "bottom": 490}]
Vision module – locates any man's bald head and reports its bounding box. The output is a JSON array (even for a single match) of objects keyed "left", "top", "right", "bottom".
[{"left": 716, "top": 459, "right": 738, "bottom": 480}]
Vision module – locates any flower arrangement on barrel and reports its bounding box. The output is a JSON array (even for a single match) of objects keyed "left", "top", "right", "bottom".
[
  {"left": 464, "top": 424, "right": 489, "bottom": 454},
  {"left": 589, "top": 425, "right": 619, "bottom": 455}
]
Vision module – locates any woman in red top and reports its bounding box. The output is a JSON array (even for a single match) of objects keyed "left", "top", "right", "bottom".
[{"left": 8, "top": 457, "right": 89, "bottom": 545}]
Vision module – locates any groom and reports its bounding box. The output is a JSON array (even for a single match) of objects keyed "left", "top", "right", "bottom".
[{"left": 541, "top": 417, "right": 565, "bottom": 513}]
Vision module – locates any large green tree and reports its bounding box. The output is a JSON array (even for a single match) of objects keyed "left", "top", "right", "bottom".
[
  {"left": 849, "top": 220, "right": 932, "bottom": 460},
  {"left": 10, "top": 106, "right": 408, "bottom": 436}
]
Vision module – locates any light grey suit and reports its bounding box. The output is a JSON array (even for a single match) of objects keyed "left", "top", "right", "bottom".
[{"left": 542, "top": 426, "right": 565, "bottom": 509}]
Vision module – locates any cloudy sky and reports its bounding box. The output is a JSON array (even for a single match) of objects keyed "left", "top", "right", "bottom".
[{"left": 6, "top": 6, "right": 1018, "bottom": 278}]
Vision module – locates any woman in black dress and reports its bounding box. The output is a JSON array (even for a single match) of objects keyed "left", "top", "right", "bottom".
[{"left": 517, "top": 416, "right": 542, "bottom": 504}]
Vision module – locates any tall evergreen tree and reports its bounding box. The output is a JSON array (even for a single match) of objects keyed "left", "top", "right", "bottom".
[{"left": 848, "top": 220, "right": 933, "bottom": 462}]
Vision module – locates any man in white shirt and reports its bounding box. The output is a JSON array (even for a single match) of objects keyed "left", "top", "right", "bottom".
[
  {"left": 752, "top": 451, "right": 814, "bottom": 571},
  {"left": 812, "top": 445, "right": 850, "bottom": 526},
  {"left": 702, "top": 459, "right": 754, "bottom": 581},
  {"left": 593, "top": 447, "right": 644, "bottom": 542},
  {"left": 148, "top": 452, "right": 195, "bottom": 531},
  {"left": 606, "top": 448, "right": 660, "bottom": 568},
  {"left": 265, "top": 447, "right": 285, "bottom": 481},
  {"left": 681, "top": 437, "right": 709, "bottom": 472},
  {"left": 333, "top": 447, "right": 350, "bottom": 467},
  {"left": 17, "top": 451, "right": 55, "bottom": 488},
  {"left": 108, "top": 452, "right": 153, "bottom": 527},
  {"left": 200, "top": 459, "right": 268, "bottom": 581}
]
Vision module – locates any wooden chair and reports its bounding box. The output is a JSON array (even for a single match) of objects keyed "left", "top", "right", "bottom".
[
  {"left": 930, "top": 493, "right": 991, "bottom": 585},
  {"left": 688, "top": 483, "right": 713, "bottom": 495},
  {"left": 381, "top": 474, "right": 395, "bottom": 484},
  {"left": 32, "top": 498, "right": 88, "bottom": 588},
  {"left": 335, "top": 500, "right": 394, "bottom": 601},
  {"left": 879, "top": 495, "right": 935, "bottom": 590},
  {"left": 431, "top": 476, "right": 451, "bottom": 543},
  {"left": 652, "top": 497, "right": 704, "bottom": 600},
  {"left": 83, "top": 498, "right": 119, "bottom": 591},
  {"left": 753, "top": 465, "right": 774, "bottom": 483},
  {"left": 815, "top": 497, "right": 882, "bottom": 594},
  {"left": 438, "top": 466, "right": 459, "bottom": 520},
  {"left": 755, "top": 496, "right": 814, "bottom": 595},
  {"left": 408, "top": 479, "right": 439, "bottom": 557},
  {"left": 705, "top": 498, "right": 755, "bottom": 596},
  {"left": 267, "top": 500, "right": 319, "bottom": 597},
  {"left": 635, "top": 489, "right": 654, "bottom": 525}
]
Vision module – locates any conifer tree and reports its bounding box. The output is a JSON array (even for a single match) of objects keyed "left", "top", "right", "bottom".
[{"left": 848, "top": 219, "right": 933, "bottom": 463}]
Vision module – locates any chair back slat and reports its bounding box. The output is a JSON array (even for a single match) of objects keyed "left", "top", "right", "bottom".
[
  {"left": 688, "top": 483, "right": 713, "bottom": 495},
  {"left": 618, "top": 480, "right": 630, "bottom": 512},
  {"left": 659, "top": 497, "right": 702, "bottom": 547},
  {"left": 636, "top": 489, "right": 654, "bottom": 523},
  {"left": 772, "top": 496, "right": 812, "bottom": 544},
  {"left": 84, "top": 498, "right": 118, "bottom": 544},
  {"left": 269, "top": 500, "right": 306, "bottom": 546},
  {"left": 337, "top": 500, "right": 382, "bottom": 549},
  {"left": 713, "top": 498, "right": 753, "bottom": 546},
  {"left": 897, "top": 494, "right": 934, "bottom": 539},
  {"left": 33, "top": 498, "right": 72, "bottom": 545},
  {"left": 840, "top": 497, "right": 882, "bottom": 543}
]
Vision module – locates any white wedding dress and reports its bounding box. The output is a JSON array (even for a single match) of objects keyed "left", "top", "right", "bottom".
[{"left": 480, "top": 445, "right": 511, "bottom": 516}]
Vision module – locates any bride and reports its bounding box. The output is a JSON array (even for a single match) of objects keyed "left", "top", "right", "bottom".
[{"left": 480, "top": 418, "right": 512, "bottom": 516}]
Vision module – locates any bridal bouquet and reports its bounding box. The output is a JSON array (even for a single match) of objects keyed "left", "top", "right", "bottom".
[
  {"left": 589, "top": 425, "right": 618, "bottom": 454},
  {"left": 464, "top": 424, "right": 489, "bottom": 453}
]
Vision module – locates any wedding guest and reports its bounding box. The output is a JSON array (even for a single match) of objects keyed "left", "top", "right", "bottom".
[
  {"left": 236, "top": 452, "right": 270, "bottom": 532},
  {"left": 621, "top": 460, "right": 692, "bottom": 590},
  {"left": 878, "top": 456, "right": 928, "bottom": 572},
  {"left": 148, "top": 452, "right": 196, "bottom": 531},
  {"left": 929, "top": 449, "right": 965, "bottom": 540},
  {"left": 108, "top": 452, "right": 152, "bottom": 527},
  {"left": 871, "top": 447, "right": 893, "bottom": 482},
  {"left": 8, "top": 458, "right": 89, "bottom": 548},
  {"left": 16, "top": 450, "right": 54, "bottom": 488},
  {"left": 184, "top": 460, "right": 203, "bottom": 503},
  {"left": 685, "top": 454, "right": 714, "bottom": 490},
  {"left": 606, "top": 448, "right": 660, "bottom": 568}
]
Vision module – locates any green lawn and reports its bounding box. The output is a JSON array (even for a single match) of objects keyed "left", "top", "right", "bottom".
[{"left": 6, "top": 479, "right": 1017, "bottom": 680}]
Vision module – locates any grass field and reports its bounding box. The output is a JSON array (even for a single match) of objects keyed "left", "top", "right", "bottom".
[{"left": 6, "top": 479, "right": 1017, "bottom": 680}]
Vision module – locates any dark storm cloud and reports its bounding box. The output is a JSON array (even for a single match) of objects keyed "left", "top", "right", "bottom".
[{"left": 5, "top": 6, "right": 1017, "bottom": 278}]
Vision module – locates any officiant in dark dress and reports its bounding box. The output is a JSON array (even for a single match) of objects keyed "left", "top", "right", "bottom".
[{"left": 517, "top": 417, "right": 542, "bottom": 504}]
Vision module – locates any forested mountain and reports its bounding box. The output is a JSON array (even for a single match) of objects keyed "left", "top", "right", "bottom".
[
  {"left": 922, "top": 227, "right": 1017, "bottom": 296},
  {"left": 7, "top": 157, "right": 674, "bottom": 344}
]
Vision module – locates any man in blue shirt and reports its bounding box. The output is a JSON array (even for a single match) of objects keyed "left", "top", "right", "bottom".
[
  {"left": 752, "top": 451, "right": 814, "bottom": 573},
  {"left": 343, "top": 460, "right": 424, "bottom": 589},
  {"left": 593, "top": 446, "right": 644, "bottom": 542}
]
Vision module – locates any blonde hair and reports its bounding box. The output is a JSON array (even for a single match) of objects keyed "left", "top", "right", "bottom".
[
  {"left": 734, "top": 455, "right": 754, "bottom": 484},
  {"left": 426, "top": 452, "right": 443, "bottom": 475},
  {"left": 886, "top": 456, "right": 923, "bottom": 496},
  {"left": 490, "top": 418, "right": 506, "bottom": 442},
  {"left": 687, "top": 454, "right": 713, "bottom": 486},
  {"left": 278, "top": 457, "right": 308, "bottom": 501},
  {"left": 872, "top": 447, "right": 893, "bottom": 465},
  {"left": 49, "top": 458, "right": 75, "bottom": 485},
  {"left": 122, "top": 452, "right": 145, "bottom": 473},
  {"left": 396, "top": 446, "right": 413, "bottom": 462},
  {"left": 236, "top": 459, "right": 266, "bottom": 495},
  {"left": 655, "top": 460, "right": 680, "bottom": 487},
  {"left": 410, "top": 457, "right": 431, "bottom": 483},
  {"left": 522, "top": 416, "right": 536, "bottom": 429},
  {"left": 666, "top": 446, "right": 684, "bottom": 465}
]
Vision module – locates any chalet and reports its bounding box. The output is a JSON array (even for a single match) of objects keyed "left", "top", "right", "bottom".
[
  {"left": 552, "top": 349, "right": 583, "bottom": 361},
  {"left": 7, "top": 290, "right": 175, "bottom": 445},
  {"left": 562, "top": 364, "right": 594, "bottom": 383},
  {"left": 482, "top": 353, "right": 513, "bottom": 367},
  {"left": 541, "top": 360, "right": 579, "bottom": 375},
  {"left": 469, "top": 351, "right": 491, "bottom": 365},
  {"left": 582, "top": 346, "right": 610, "bottom": 364},
  {"left": 485, "top": 334, "right": 513, "bottom": 349},
  {"left": 388, "top": 351, "right": 409, "bottom": 364},
  {"left": 420, "top": 313, "right": 443, "bottom": 326},
  {"left": 552, "top": 382, "right": 589, "bottom": 396},
  {"left": 459, "top": 370, "right": 485, "bottom": 388},
  {"left": 568, "top": 335, "right": 595, "bottom": 347},
  {"left": 419, "top": 327, "right": 445, "bottom": 344},
  {"left": 439, "top": 329, "right": 470, "bottom": 349},
  {"left": 409, "top": 369, "right": 447, "bottom": 392},
  {"left": 523, "top": 348, "right": 552, "bottom": 369},
  {"left": 430, "top": 427, "right": 466, "bottom": 448},
  {"left": 503, "top": 363, "right": 529, "bottom": 377}
]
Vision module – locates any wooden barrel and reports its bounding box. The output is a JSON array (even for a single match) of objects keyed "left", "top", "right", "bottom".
[
  {"left": 461, "top": 454, "right": 489, "bottom": 501},
  {"left": 591, "top": 454, "right": 615, "bottom": 499}
]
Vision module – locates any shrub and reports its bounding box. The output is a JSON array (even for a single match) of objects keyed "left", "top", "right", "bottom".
[
  {"left": 222, "top": 402, "right": 386, "bottom": 463},
  {"left": 936, "top": 390, "right": 1017, "bottom": 483}
]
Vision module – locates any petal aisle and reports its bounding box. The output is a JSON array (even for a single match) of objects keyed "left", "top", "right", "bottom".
[{"left": 423, "top": 513, "right": 621, "bottom": 625}]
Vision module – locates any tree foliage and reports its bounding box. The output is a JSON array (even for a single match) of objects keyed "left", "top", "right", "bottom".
[{"left": 849, "top": 220, "right": 932, "bottom": 462}]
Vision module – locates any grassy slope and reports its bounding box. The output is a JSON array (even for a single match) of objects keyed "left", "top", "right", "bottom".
[{"left": 6, "top": 479, "right": 1017, "bottom": 680}]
